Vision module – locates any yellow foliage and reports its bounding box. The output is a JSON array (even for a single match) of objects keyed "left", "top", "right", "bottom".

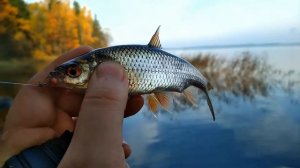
[
  {"left": 0, "top": 0, "right": 18, "bottom": 33},
  {"left": 0, "top": 0, "right": 108, "bottom": 60},
  {"left": 33, "top": 49, "right": 56, "bottom": 61},
  {"left": 13, "top": 31, "right": 24, "bottom": 41},
  {"left": 18, "top": 19, "right": 31, "bottom": 31},
  {"left": 0, "top": 27, "right": 5, "bottom": 33}
]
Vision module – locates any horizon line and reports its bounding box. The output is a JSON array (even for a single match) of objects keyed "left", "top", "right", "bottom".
[{"left": 164, "top": 42, "right": 300, "bottom": 50}]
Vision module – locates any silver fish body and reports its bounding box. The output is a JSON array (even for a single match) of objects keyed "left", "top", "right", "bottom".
[
  {"left": 48, "top": 27, "right": 216, "bottom": 120},
  {"left": 86, "top": 45, "right": 208, "bottom": 94}
]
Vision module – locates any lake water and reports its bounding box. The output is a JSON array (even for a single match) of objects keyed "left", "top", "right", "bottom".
[
  {"left": 124, "top": 46, "right": 300, "bottom": 168},
  {"left": 0, "top": 46, "right": 299, "bottom": 167}
]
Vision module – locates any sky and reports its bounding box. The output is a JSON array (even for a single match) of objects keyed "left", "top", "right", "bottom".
[{"left": 26, "top": 0, "right": 300, "bottom": 47}]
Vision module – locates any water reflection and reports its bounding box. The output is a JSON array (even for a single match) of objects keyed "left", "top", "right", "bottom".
[
  {"left": 126, "top": 92, "right": 300, "bottom": 167},
  {"left": 124, "top": 48, "right": 300, "bottom": 168}
]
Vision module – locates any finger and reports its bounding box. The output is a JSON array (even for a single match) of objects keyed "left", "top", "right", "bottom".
[
  {"left": 60, "top": 62, "right": 128, "bottom": 167},
  {"left": 55, "top": 90, "right": 143, "bottom": 119},
  {"left": 122, "top": 141, "right": 131, "bottom": 159},
  {"left": 72, "top": 117, "right": 78, "bottom": 127},
  {"left": 15, "top": 46, "right": 93, "bottom": 121},
  {"left": 30, "top": 46, "right": 93, "bottom": 83},
  {"left": 52, "top": 110, "right": 75, "bottom": 134},
  {"left": 46, "top": 46, "right": 93, "bottom": 71},
  {"left": 124, "top": 95, "right": 144, "bottom": 117},
  {"left": 58, "top": 90, "right": 143, "bottom": 118},
  {"left": 56, "top": 89, "right": 84, "bottom": 117}
]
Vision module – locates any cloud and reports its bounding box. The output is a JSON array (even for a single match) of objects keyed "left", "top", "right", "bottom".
[
  {"left": 27, "top": 0, "right": 300, "bottom": 45},
  {"left": 83, "top": 0, "right": 300, "bottom": 45},
  {"left": 123, "top": 111, "right": 160, "bottom": 166},
  {"left": 219, "top": 93, "right": 300, "bottom": 158}
]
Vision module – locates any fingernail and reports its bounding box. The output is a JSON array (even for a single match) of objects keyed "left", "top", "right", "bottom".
[
  {"left": 96, "top": 62, "right": 124, "bottom": 81},
  {"left": 122, "top": 140, "right": 128, "bottom": 145}
]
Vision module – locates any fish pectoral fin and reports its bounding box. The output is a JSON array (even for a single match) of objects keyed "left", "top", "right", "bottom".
[
  {"left": 147, "top": 94, "right": 159, "bottom": 114},
  {"left": 154, "top": 92, "right": 170, "bottom": 111},
  {"left": 148, "top": 25, "right": 162, "bottom": 48},
  {"left": 183, "top": 88, "right": 197, "bottom": 106}
]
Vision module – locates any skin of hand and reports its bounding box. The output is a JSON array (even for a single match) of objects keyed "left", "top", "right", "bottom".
[{"left": 0, "top": 46, "right": 144, "bottom": 167}]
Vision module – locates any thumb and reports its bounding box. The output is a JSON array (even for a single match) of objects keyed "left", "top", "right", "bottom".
[{"left": 59, "top": 62, "right": 128, "bottom": 167}]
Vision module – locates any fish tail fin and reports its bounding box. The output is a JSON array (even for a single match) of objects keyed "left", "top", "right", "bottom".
[
  {"left": 193, "top": 81, "right": 216, "bottom": 121},
  {"left": 203, "top": 89, "right": 216, "bottom": 121}
]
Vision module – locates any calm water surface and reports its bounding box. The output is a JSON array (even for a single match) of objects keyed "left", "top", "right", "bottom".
[{"left": 124, "top": 46, "right": 300, "bottom": 168}]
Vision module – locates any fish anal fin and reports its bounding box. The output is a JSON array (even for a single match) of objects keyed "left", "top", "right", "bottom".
[
  {"left": 148, "top": 26, "right": 162, "bottom": 48},
  {"left": 154, "top": 92, "right": 169, "bottom": 111},
  {"left": 147, "top": 94, "right": 159, "bottom": 114},
  {"left": 183, "top": 89, "right": 197, "bottom": 106}
]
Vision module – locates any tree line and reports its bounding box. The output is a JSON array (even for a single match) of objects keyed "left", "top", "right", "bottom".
[{"left": 0, "top": 0, "right": 109, "bottom": 60}]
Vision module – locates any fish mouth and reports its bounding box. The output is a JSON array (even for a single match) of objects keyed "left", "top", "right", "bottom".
[
  {"left": 47, "top": 70, "right": 79, "bottom": 89},
  {"left": 47, "top": 69, "right": 66, "bottom": 87}
]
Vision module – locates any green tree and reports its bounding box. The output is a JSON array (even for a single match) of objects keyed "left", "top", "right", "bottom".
[
  {"left": 9, "top": 0, "right": 30, "bottom": 18},
  {"left": 73, "top": 1, "right": 80, "bottom": 15},
  {"left": 91, "top": 15, "right": 109, "bottom": 48}
]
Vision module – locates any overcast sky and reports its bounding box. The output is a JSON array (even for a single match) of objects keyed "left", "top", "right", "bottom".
[{"left": 26, "top": 0, "right": 300, "bottom": 46}]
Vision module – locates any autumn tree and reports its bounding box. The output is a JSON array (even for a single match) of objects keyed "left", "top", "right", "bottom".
[
  {"left": 29, "top": 0, "right": 109, "bottom": 60},
  {"left": 0, "top": 0, "right": 31, "bottom": 59},
  {"left": 28, "top": 0, "right": 78, "bottom": 59},
  {"left": 0, "top": 0, "right": 109, "bottom": 60}
]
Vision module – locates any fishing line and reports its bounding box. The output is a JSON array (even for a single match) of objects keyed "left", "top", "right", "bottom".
[{"left": 0, "top": 81, "right": 47, "bottom": 87}]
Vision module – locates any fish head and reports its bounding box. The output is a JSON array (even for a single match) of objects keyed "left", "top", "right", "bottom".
[{"left": 48, "top": 60, "right": 92, "bottom": 89}]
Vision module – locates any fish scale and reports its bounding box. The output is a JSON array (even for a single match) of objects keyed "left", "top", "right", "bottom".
[
  {"left": 94, "top": 45, "right": 200, "bottom": 94},
  {"left": 48, "top": 26, "right": 216, "bottom": 120}
]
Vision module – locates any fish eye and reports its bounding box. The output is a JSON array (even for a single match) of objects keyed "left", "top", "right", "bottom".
[{"left": 66, "top": 64, "right": 82, "bottom": 78}]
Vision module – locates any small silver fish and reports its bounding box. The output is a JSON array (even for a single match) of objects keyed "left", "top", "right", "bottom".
[{"left": 48, "top": 26, "right": 215, "bottom": 120}]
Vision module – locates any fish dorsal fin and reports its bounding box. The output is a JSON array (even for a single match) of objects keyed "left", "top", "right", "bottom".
[
  {"left": 147, "top": 94, "right": 159, "bottom": 114},
  {"left": 154, "top": 92, "right": 169, "bottom": 111},
  {"left": 148, "top": 26, "right": 162, "bottom": 48},
  {"left": 183, "top": 88, "right": 197, "bottom": 106}
]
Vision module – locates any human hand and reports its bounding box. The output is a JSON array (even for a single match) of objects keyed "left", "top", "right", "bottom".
[
  {"left": 0, "top": 47, "right": 144, "bottom": 166},
  {"left": 58, "top": 61, "right": 135, "bottom": 167}
]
